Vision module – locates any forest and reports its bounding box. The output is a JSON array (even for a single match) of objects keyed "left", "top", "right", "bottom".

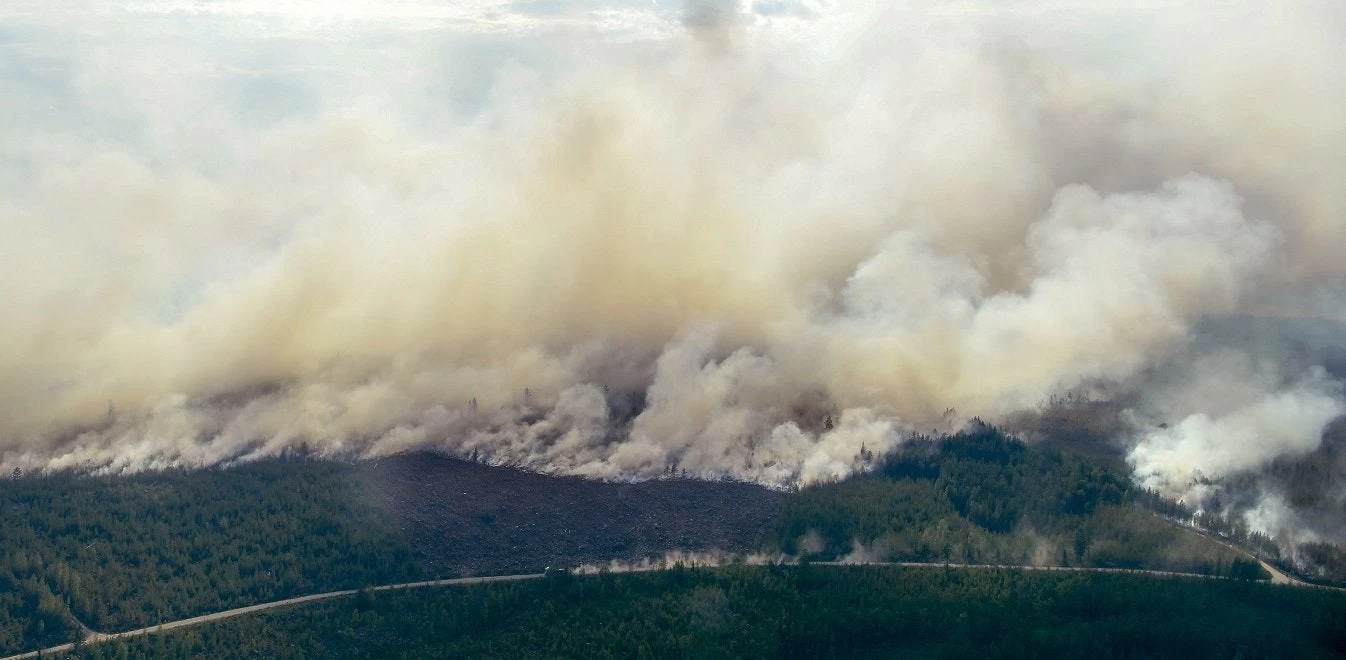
[
  {"left": 0, "top": 425, "right": 1318, "bottom": 657},
  {"left": 60, "top": 565, "right": 1346, "bottom": 659},
  {"left": 777, "top": 425, "right": 1261, "bottom": 575},
  {"left": 0, "top": 460, "right": 420, "bottom": 655}
]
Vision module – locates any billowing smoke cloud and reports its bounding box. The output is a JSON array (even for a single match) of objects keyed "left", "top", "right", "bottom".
[
  {"left": 1130, "top": 370, "right": 1345, "bottom": 499},
  {"left": 2, "top": 0, "right": 1345, "bottom": 550}
]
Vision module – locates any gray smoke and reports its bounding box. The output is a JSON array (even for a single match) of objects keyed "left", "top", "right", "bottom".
[{"left": 1, "top": 1, "right": 1345, "bottom": 546}]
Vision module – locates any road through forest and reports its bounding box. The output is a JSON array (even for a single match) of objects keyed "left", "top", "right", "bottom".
[{"left": 3, "top": 557, "right": 1334, "bottom": 660}]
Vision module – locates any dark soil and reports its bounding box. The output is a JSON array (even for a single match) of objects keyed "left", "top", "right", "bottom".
[{"left": 355, "top": 453, "right": 782, "bottom": 577}]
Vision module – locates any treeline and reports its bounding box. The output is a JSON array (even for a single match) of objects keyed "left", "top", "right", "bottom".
[
  {"left": 67, "top": 565, "right": 1346, "bottom": 659},
  {"left": 777, "top": 425, "right": 1255, "bottom": 576},
  {"left": 1131, "top": 488, "right": 1282, "bottom": 559},
  {"left": 1297, "top": 542, "right": 1346, "bottom": 586},
  {"left": 0, "top": 460, "right": 421, "bottom": 656}
]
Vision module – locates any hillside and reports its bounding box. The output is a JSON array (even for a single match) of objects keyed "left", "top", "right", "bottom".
[
  {"left": 777, "top": 427, "right": 1254, "bottom": 575},
  {"left": 354, "top": 454, "right": 782, "bottom": 577},
  {"left": 0, "top": 456, "right": 780, "bottom": 656},
  {"left": 0, "top": 461, "right": 421, "bottom": 652},
  {"left": 0, "top": 427, "right": 1317, "bottom": 657}
]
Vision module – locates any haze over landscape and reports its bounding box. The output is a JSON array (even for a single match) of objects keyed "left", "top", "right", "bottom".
[{"left": 3, "top": 0, "right": 1346, "bottom": 591}]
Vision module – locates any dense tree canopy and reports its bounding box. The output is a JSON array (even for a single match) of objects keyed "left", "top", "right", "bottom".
[
  {"left": 777, "top": 426, "right": 1250, "bottom": 575},
  {"left": 0, "top": 460, "right": 419, "bottom": 655},
  {"left": 67, "top": 565, "right": 1346, "bottom": 659}
]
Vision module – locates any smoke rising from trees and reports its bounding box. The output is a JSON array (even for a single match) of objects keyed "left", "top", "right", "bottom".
[{"left": 2, "top": 1, "right": 1345, "bottom": 543}]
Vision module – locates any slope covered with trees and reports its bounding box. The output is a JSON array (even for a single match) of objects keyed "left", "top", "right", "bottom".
[
  {"left": 0, "top": 425, "right": 1317, "bottom": 656},
  {"left": 0, "top": 460, "right": 421, "bottom": 655},
  {"left": 777, "top": 425, "right": 1252, "bottom": 576},
  {"left": 0, "top": 456, "right": 781, "bottom": 656}
]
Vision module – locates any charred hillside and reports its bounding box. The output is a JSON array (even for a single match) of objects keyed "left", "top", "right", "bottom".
[{"left": 355, "top": 453, "right": 783, "bottom": 577}]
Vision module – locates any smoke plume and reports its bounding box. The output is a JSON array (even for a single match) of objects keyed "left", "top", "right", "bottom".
[{"left": 2, "top": 1, "right": 1345, "bottom": 545}]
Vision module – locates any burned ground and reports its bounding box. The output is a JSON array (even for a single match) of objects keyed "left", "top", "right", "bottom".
[{"left": 355, "top": 453, "right": 783, "bottom": 576}]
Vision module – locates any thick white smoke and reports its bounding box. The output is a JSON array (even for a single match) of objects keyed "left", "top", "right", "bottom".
[
  {"left": 1, "top": 1, "right": 1344, "bottom": 508},
  {"left": 1129, "top": 370, "right": 1345, "bottom": 499}
]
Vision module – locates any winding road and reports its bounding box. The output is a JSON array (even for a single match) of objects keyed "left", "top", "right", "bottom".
[{"left": 4, "top": 557, "right": 1333, "bottom": 660}]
